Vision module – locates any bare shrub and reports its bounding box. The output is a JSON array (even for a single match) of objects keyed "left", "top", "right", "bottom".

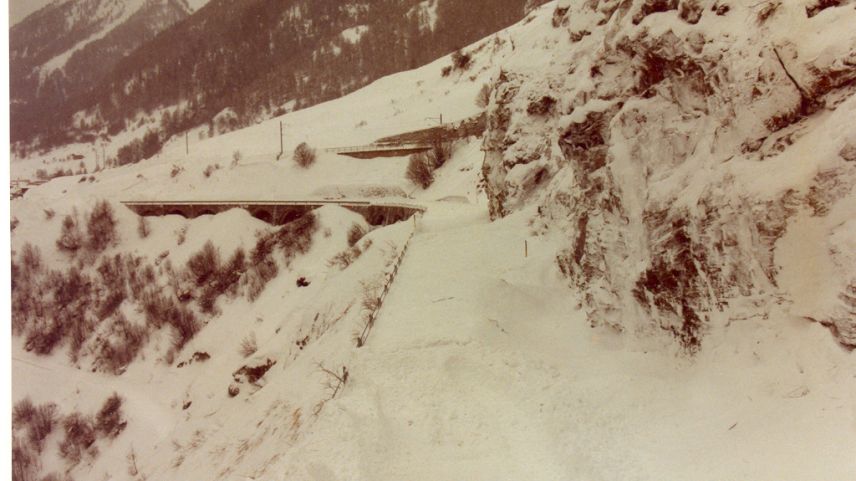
[
  {"left": 239, "top": 333, "right": 258, "bottom": 358},
  {"left": 13, "top": 398, "right": 36, "bottom": 428},
  {"left": 756, "top": 1, "right": 781, "bottom": 24},
  {"left": 200, "top": 247, "right": 246, "bottom": 313},
  {"left": 168, "top": 306, "right": 199, "bottom": 352},
  {"left": 12, "top": 435, "right": 37, "bottom": 481},
  {"left": 406, "top": 153, "right": 434, "bottom": 189},
  {"left": 59, "top": 413, "right": 96, "bottom": 464},
  {"left": 20, "top": 243, "right": 42, "bottom": 276},
  {"left": 170, "top": 164, "right": 183, "bottom": 178},
  {"left": 246, "top": 236, "right": 278, "bottom": 301},
  {"left": 95, "top": 393, "right": 127, "bottom": 438},
  {"left": 328, "top": 246, "right": 362, "bottom": 270},
  {"left": 97, "top": 314, "right": 148, "bottom": 374},
  {"left": 28, "top": 403, "right": 58, "bottom": 452},
  {"left": 347, "top": 223, "right": 367, "bottom": 247},
  {"left": 25, "top": 319, "right": 65, "bottom": 356},
  {"left": 203, "top": 163, "right": 221, "bottom": 178},
  {"left": 176, "top": 225, "right": 188, "bottom": 245},
  {"left": 475, "top": 83, "right": 491, "bottom": 108},
  {"left": 293, "top": 142, "right": 316, "bottom": 168},
  {"left": 87, "top": 200, "right": 118, "bottom": 252},
  {"left": 428, "top": 138, "right": 452, "bottom": 168},
  {"left": 271, "top": 212, "right": 317, "bottom": 263},
  {"left": 187, "top": 241, "right": 220, "bottom": 287},
  {"left": 231, "top": 150, "right": 242, "bottom": 168},
  {"left": 56, "top": 214, "right": 83, "bottom": 253},
  {"left": 43, "top": 209, "right": 55, "bottom": 220},
  {"left": 313, "top": 364, "right": 349, "bottom": 415},
  {"left": 137, "top": 216, "right": 150, "bottom": 239},
  {"left": 451, "top": 49, "right": 471, "bottom": 70}
]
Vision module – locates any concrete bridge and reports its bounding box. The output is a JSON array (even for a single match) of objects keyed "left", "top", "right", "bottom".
[
  {"left": 324, "top": 144, "right": 431, "bottom": 159},
  {"left": 121, "top": 200, "right": 426, "bottom": 226}
]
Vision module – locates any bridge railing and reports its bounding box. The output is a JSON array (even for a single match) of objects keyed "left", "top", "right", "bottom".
[{"left": 323, "top": 143, "right": 430, "bottom": 154}]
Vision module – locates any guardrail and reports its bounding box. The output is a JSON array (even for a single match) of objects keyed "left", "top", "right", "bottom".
[{"left": 356, "top": 216, "right": 419, "bottom": 347}]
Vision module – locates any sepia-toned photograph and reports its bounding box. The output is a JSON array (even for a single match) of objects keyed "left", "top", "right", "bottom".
[{"left": 6, "top": 0, "right": 856, "bottom": 479}]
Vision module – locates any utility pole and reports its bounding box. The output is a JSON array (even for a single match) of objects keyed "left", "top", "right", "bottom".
[
  {"left": 185, "top": 132, "right": 189, "bottom": 156},
  {"left": 279, "top": 121, "right": 283, "bottom": 160}
]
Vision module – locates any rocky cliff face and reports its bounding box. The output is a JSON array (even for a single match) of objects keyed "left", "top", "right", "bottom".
[{"left": 482, "top": 0, "right": 856, "bottom": 350}]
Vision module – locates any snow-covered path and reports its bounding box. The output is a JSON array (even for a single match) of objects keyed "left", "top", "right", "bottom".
[
  {"left": 280, "top": 200, "right": 856, "bottom": 481},
  {"left": 307, "top": 201, "right": 579, "bottom": 479}
]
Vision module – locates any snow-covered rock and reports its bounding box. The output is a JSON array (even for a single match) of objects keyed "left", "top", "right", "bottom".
[{"left": 482, "top": 0, "right": 856, "bottom": 349}]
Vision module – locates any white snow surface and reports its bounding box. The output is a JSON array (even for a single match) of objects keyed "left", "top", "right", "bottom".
[
  {"left": 10, "top": 2, "right": 856, "bottom": 480},
  {"left": 340, "top": 25, "right": 369, "bottom": 44}
]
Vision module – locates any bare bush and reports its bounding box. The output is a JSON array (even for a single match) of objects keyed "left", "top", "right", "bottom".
[
  {"left": 246, "top": 242, "right": 278, "bottom": 301},
  {"left": 406, "top": 153, "right": 435, "bottom": 189},
  {"left": 12, "top": 435, "right": 37, "bottom": 481},
  {"left": 187, "top": 241, "right": 220, "bottom": 287},
  {"left": 347, "top": 223, "right": 367, "bottom": 247},
  {"left": 43, "top": 209, "right": 55, "bottom": 220},
  {"left": 97, "top": 314, "right": 148, "bottom": 374},
  {"left": 176, "top": 225, "right": 188, "bottom": 245},
  {"left": 475, "top": 83, "right": 491, "bottom": 108},
  {"left": 29, "top": 404, "right": 57, "bottom": 452},
  {"left": 293, "top": 142, "right": 316, "bottom": 168},
  {"left": 203, "top": 163, "right": 221, "bottom": 178},
  {"left": 756, "top": 0, "right": 781, "bottom": 24},
  {"left": 168, "top": 306, "right": 199, "bottom": 352},
  {"left": 20, "top": 243, "right": 42, "bottom": 277},
  {"left": 239, "top": 333, "right": 258, "bottom": 358},
  {"left": 137, "top": 216, "right": 150, "bottom": 239},
  {"left": 13, "top": 398, "right": 36, "bottom": 428},
  {"left": 451, "top": 48, "right": 471, "bottom": 70},
  {"left": 95, "top": 393, "right": 127, "bottom": 438},
  {"left": 87, "top": 200, "right": 118, "bottom": 252},
  {"left": 56, "top": 214, "right": 83, "bottom": 253},
  {"left": 200, "top": 247, "right": 246, "bottom": 313},
  {"left": 328, "top": 245, "right": 362, "bottom": 270},
  {"left": 59, "top": 413, "right": 96, "bottom": 464},
  {"left": 271, "top": 212, "right": 317, "bottom": 263},
  {"left": 170, "top": 164, "right": 184, "bottom": 178},
  {"left": 313, "top": 364, "right": 349, "bottom": 415},
  {"left": 231, "top": 150, "right": 242, "bottom": 168}
]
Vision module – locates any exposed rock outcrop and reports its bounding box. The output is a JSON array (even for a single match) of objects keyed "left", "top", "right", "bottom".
[{"left": 482, "top": 0, "right": 856, "bottom": 350}]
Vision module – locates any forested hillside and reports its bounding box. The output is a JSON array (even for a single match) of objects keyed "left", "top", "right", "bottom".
[
  {"left": 10, "top": 0, "right": 194, "bottom": 151},
  {"left": 11, "top": 0, "right": 545, "bottom": 154}
]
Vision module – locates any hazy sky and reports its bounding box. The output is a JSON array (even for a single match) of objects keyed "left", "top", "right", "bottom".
[{"left": 9, "top": 0, "right": 56, "bottom": 26}]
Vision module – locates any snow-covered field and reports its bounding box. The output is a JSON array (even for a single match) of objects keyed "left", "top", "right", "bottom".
[{"left": 10, "top": 2, "right": 856, "bottom": 480}]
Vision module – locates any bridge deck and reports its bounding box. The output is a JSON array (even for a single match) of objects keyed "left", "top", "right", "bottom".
[
  {"left": 324, "top": 144, "right": 431, "bottom": 159},
  {"left": 121, "top": 200, "right": 425, "bottom": 226}
]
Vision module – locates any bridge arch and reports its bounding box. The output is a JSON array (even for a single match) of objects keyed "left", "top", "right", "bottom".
[{"left": 252, "top": 209, "right": 273, "bottom": 224}]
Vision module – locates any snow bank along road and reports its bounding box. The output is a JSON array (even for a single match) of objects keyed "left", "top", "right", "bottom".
[{"left": 285, "top": 199, "right": 856, "bottom": 481}]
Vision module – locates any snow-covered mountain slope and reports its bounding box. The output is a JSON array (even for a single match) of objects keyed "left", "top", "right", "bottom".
[
  {"left": 10, "top": 0, "right": 197, "bottom": 146},
  {"left": 10, "top": 2, "right": 856, "bottom": 480},
  {"left": 481, "top": 0, "right": 856, "bottom": 350}
]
